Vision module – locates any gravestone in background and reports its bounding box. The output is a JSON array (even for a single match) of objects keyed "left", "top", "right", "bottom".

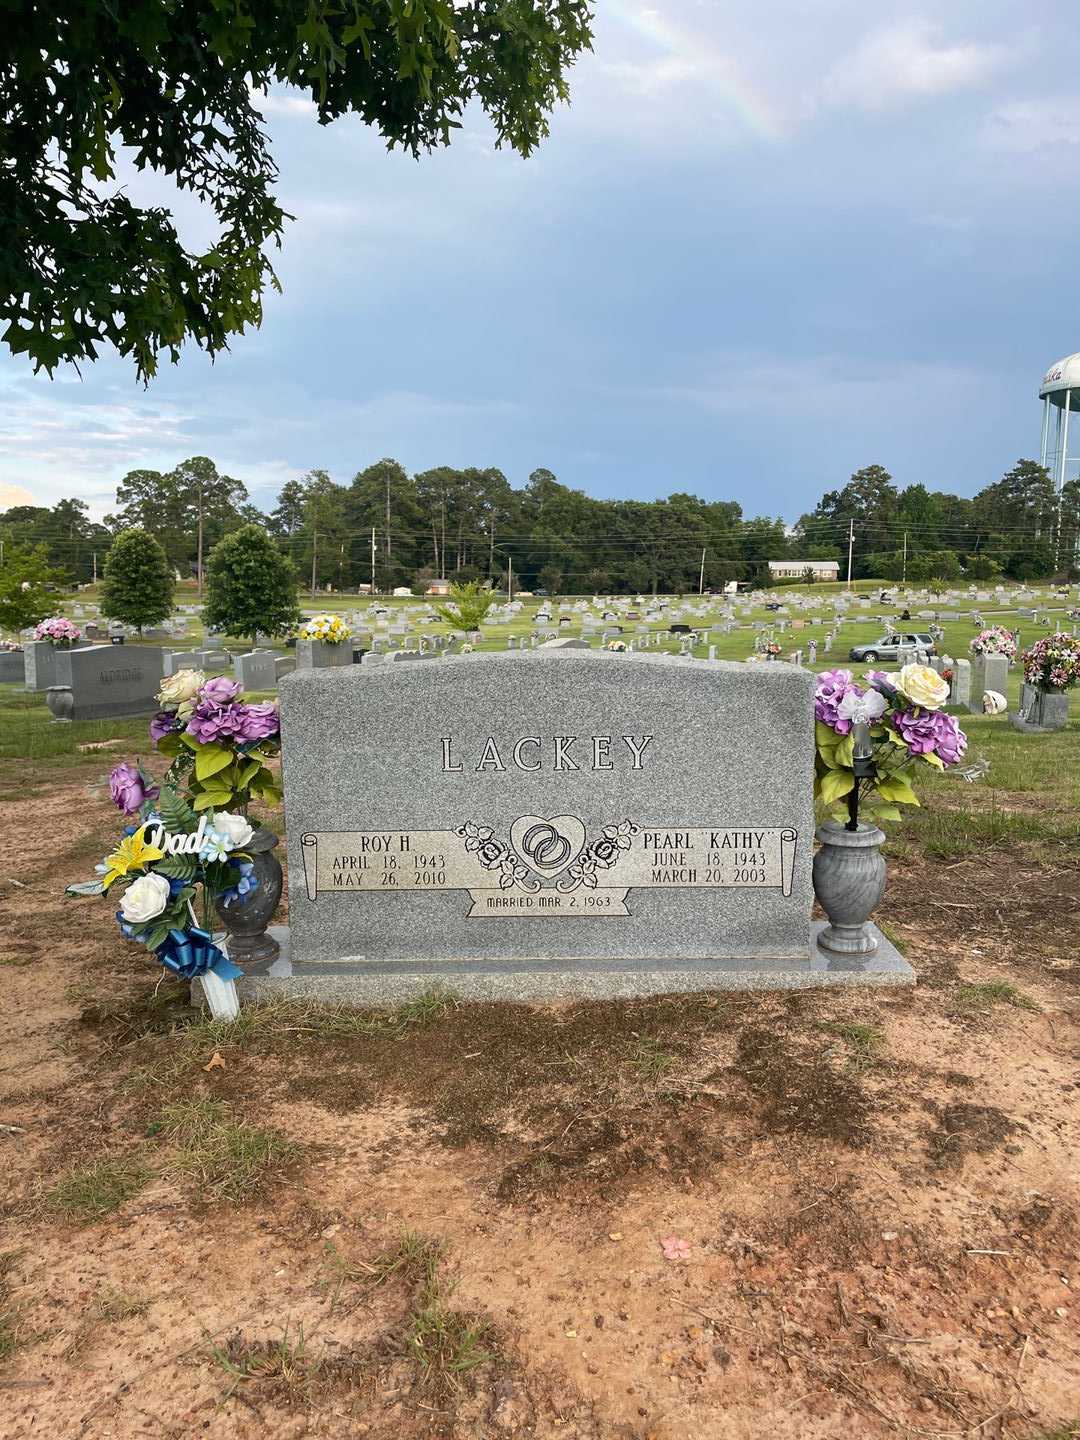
[
  {"left": 234, "top": 651, "right": 277, "bottom": 691},
  {"left": 164, "top": 651, "right": 201, "bottom": 677},
  {"left": 0, "top": 652, "right": 24, "bottom": 683},
  {"left": 50, "top": 644, "right": 164, "bottom": 721},
  {"left": 969, "top": 653, "right": 1009, "bottom": 713},
  {"left": 242, "top": 652, "right": 911, "bottom": 1005},
  {"left": 24, "top": 639, "right": 90, "bottom": 691},
  {"left": 296, "top": 638, "right": 353, "bottom": 669}
]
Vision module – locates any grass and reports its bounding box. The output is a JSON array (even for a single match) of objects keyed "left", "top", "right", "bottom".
[
  {"left": 155, "top": 1098, "right": 297, "bottom": 1204},
  {"left": 625, "top": 1036, "right": 680, "bottom": 1082},
  {"left": 45, "top": 1156, "right": 152, "bottom": 1222},
  {"left": 954, "top": 980, "right": 1040, "bottom": 1013},
  {"left": 208, "top": 1323, "right": 313, "bottom": 1401},
  {"left": 0, "top": 1252, "right": 20, "bottom": 1363},
  {"left": 823, "top": 1022, "right": 886, "bottom": 1063},
  {"left": 92, "top": 1291, "right": 152, "bottom": 1322},
  {"left": 369, "top": 1232, "right": 493, "bottom": 1394}
]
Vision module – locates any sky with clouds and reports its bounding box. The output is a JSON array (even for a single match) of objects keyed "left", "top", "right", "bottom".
[{"left": 1, "top": 1, "right": 1076, "bottom": 522}]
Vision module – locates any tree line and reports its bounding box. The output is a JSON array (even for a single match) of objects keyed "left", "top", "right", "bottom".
[{"left": 3, "top": 456, "right": 1080, "bottom": 598}]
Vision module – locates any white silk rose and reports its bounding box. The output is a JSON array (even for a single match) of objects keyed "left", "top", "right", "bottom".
[
  {"left": 897, "top": 663, "right": 950, "bottom": 711},
  {"left": 119, "top": 872, "right": 171, "bottom": 924},
  {"left": 158, "top": 668, "right": 206, "bottom": 706},
  {"left": 213, "top": 811, "right": 254, "bottom": 849},
  {"left": 982, "top": 690, "right": 1007, "bottom": 715}
]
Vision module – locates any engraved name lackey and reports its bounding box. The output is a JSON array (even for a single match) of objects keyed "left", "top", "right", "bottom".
[{"left": 440, "top": 734, "right": 654, "bottom": 773}]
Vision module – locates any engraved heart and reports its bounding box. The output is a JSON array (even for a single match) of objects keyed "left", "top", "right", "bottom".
[{"left": 510, "top": 814, "right": 587, "bottom": 877}]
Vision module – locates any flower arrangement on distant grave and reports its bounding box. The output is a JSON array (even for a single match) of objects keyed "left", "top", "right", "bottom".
[
  {"left": 301, "top": 613, "right": 351, "bottom": 645},
  {"left": 459, "top": 642, "right": 475, "bottom": 653},
  {"left": 969, "top": 626, "right": 1017, "bottom": 660},
  {"left": 1021, "top": 633, "right": 1080, "bottom": 693},
  {"left": 34, "top": 615, "right": 81, "bottom": 646},
  {"left": 814, "top": 664, "right": 968, "bottom": 824},
  {"left": 606, "top": 640, "right": 626, "bottom": 652}
]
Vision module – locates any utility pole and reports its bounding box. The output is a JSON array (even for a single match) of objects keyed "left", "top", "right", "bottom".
[
  {"left": 371, "top": 526, "right": 376, "bottom": 596},
  {"left": 310, "top": 526, "right": 318, "bottom": 599},
  {"left": 698, "top": 546, "right": 707, "bottom": 595},
  {"left": 507, "top": 556, "right": 513, "bottom": 603},
  {"left": 196, "top": 482, "right": 204, "bottom": 594},
  {"left": 902, "top": 531, "right": 908, "bottom": 586},
  {"left": 846, "top": 519, "right": 855, "bottom": 591},
  {"left": 92, "top": 551, "right": 97, "bottom": 584}
]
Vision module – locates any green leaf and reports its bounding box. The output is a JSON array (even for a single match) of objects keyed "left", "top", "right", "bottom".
[
  {"left": 192, "top": 789, "right": 230, "bottom": 812},
  {"left": 921, "top": 751, "right": 945, "bottom": 770},
  {"left": 237, "top": 757, "right": 260, "bottom": 786},
  {"left": 155, "top": 733, "right": 183, "bottom": 756},
  {"left": 65, "top": 879, "right": 105, "bottom": 897},
  {"left": 871, "top": 804, "right": 904, "bottom": 821},
  {"left": 154, "top": 853, "right": 197, "bottom": 880},
  {"left": 815, "top": 720, "right": 839, "bottom": 748},
  {"left": 818, "top": 769, "right": 855, "bottom": 805},
  {"left": 835, "top": 734, "right": 854, "bottom": 768},
  {"left": 875, "top": 774, "right": 919, "bottom": 805},
  {"left": 194, "top": 744, "right": 232, "bottom": 781},
  {"left": 158, "top": 785, "right": 197, "bottom": 834}
]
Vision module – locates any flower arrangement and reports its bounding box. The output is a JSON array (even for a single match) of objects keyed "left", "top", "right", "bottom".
[
  {"left": 34, "top": 615, "right": 81, "bottom": 645},
  {"left": 969, "top": 626, "right": 1017, "bottom": 660},
  {"left": 459, "top": 642, "right": 475, "bottom": 653},
  {"left": 301, "top": 613, "right": 351, "bottom": 645},
  {"left": 65, "top": 776, "right": 247, "bottom": 983},
  {"left": 814, "top": 664, "right": 968, "bottom": 823},
  {"left": 1021, "top": 633, "right": 1080, "bottom": 692},
  {"left": 149, "top": 671, "right": 282, "bottom": 814},
  {"left": 606, "top": 640, "right": 627, "bottom": 652}
]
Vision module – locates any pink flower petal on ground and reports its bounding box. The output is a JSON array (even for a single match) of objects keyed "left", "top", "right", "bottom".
[{"left": 660, "top": 1235, "right": 692, "bottom": 1261}]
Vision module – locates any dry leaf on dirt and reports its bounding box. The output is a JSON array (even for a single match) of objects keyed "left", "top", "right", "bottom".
[{"left": 203, "top": 1051, "right": 226, "bottom": 1072}]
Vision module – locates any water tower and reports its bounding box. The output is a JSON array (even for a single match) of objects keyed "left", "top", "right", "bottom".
[{"left": 1038, "top": 353, "right": 1080, "bottom": 490}]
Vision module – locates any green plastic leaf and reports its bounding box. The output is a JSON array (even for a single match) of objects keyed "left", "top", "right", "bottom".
[
  {"left": 875, "top": 774, "right": 919, "bottom": 805},
  {"left": 192, "top": 789, "right": 230, "bottom": 812},
  {"left": 194, "top": 744, "right": 232, "bottom": 781},
  {"left": 158, "top": 785, "right": 198, "bottom": 834},
  {"left": 819, "top": 769, "right": 855, "bottom": 805},
  {"left": 65, "top": 879, "right": 105, "bottom": 897},
  {"left": 154, "top": 853, "right": 198, "bottom": 880}
]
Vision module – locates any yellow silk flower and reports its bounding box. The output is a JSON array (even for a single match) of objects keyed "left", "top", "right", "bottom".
[{"left": 101, "top": 828, "right": 165, "bottom": 890}]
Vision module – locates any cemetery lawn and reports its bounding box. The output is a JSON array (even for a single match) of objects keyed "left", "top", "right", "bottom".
[{"left": 1, "top": 699, "right": 1079, "bottom": 1438}]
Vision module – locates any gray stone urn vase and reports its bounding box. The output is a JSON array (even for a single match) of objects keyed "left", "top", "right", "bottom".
[
  {"left": 214, "top": 827, "right": 283, "bottom": 963},
  {"left": 813, "top": 820, "right": 886, "bottom": 956},
  {"left": 45, "top": 685, "right": 74, "bottom": 723}
]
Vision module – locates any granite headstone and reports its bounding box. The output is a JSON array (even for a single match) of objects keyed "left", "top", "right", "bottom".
[
  {"left": 50, "top": 644, "right": 164, "bottom": 721},
  {"left": 257, "top": 652, "right": 910, "bottom": 1003}
]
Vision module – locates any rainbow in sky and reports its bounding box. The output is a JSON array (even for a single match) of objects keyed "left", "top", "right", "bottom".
[{"left": 603, "top": 0, "right": 784, "bottom": 142}]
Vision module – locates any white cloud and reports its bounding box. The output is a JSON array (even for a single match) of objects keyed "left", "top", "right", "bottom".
[
  {"left": 822, "top": 20, "right": 1006, "bottom": 113},
  {"left": 0, "top": 482, "right": 35, "bottom": 508}
]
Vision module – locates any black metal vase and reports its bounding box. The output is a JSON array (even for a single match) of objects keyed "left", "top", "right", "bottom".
[{"left": 214, "top": 827, "right": 283, "bottom": 963}]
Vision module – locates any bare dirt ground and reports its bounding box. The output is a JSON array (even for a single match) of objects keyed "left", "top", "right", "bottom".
[{"left": 1, "top": 766, "right": 1079, "bottom": 1440}]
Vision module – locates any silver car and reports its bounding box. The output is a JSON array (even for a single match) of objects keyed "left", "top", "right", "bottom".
[{"left": 848, "top": 631, "right": 936, "bottom": 663}]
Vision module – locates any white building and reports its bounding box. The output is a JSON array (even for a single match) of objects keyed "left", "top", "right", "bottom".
[{"left": 768, "top": 559, "right": 840, "bottom": 581}]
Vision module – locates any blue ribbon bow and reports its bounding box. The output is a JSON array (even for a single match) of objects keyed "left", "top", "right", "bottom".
[{"left": 156, "top": 926, "right": 243, "bottom": 982}]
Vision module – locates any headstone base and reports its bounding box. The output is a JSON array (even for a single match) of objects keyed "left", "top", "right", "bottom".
[{"left": 193, "top": 921, "right": 914, "bottom": 1007}]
